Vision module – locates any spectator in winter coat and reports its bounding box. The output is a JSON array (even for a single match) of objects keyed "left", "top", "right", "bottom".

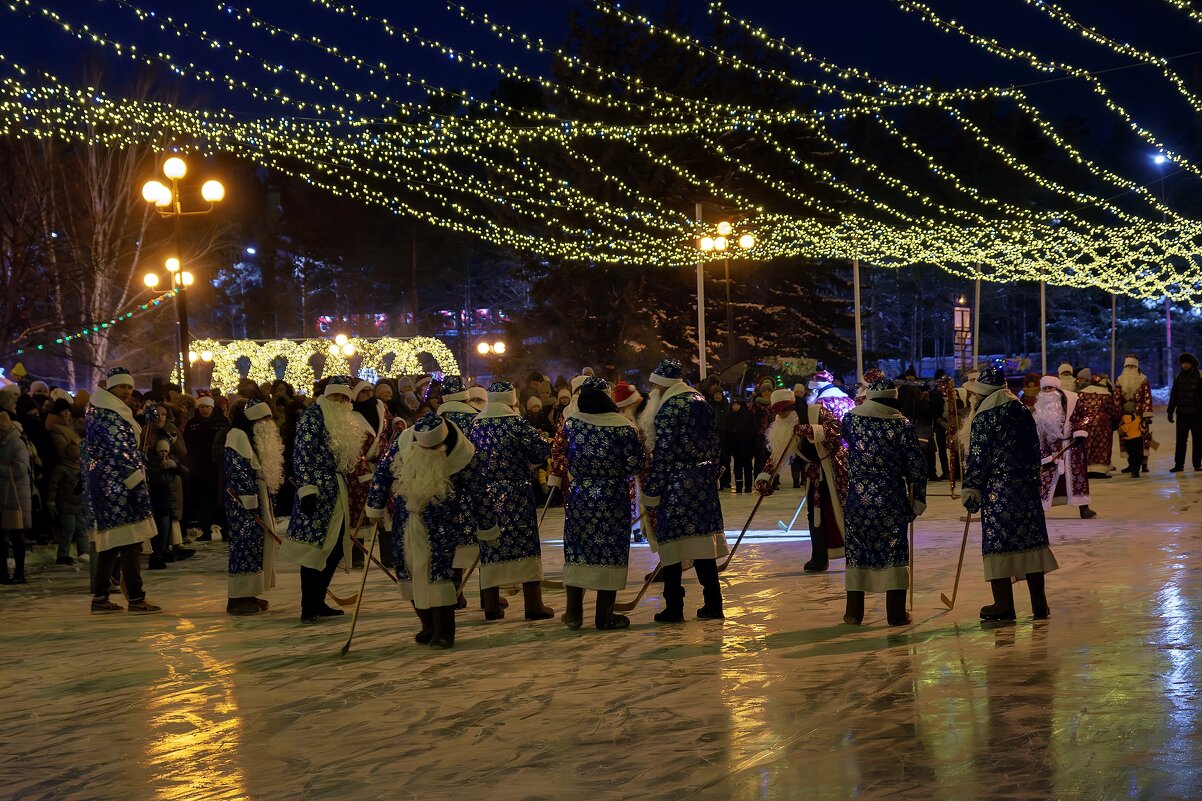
[
  {"left": 710, "top": 390, "right": 732, "bottom": 489},
  {"left": 46, "top": 427, "right": 87, "bottom": 565},
  {"left": 147, "top": 433, "right": 182, "bottom": 569},
  {"left": 1168, "top": 352, "right": 1202, "bottom": 472},
  {"left": 0, "top": 410, "right": 32, "bottom": 583},
  {"left": 183, "top": 396, "right": 228, "bottom": 540},
  {"left": 722, "top": 398, "right": 760, "bottom": 493}
]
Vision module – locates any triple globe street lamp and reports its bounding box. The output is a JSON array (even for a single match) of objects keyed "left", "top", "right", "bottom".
[
  {"left": 696, "top": 219, "right": 755, "bottom": 379},
  {"left": 140, "top": 155, "right": 226, "bottom": 392}
]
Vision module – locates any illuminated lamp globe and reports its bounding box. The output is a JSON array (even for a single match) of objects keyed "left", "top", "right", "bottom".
[
  {"left": 738, "top": 233, "right": 755, "bottom": 250},
  {"left": 181, "top": 271, "right": 194, "bottom": 287},
  {"left": 165, "top": 257, "right": 181, "bottom": 273},
  {"left": 713, "top": 236, "right": 728, "bottom": 252},
  {"left": 716, "top": 221, "right": 733, "bottom": 236},
  {"left": 341, "top": 343, "right": 356, "bottom": 357},
  {"left": 334, "top": 333, "right": 349, "bottom": 346},
  {"left": 200, "top": 350, "right": 213, "bottom": 362},
  {"left": 699, "top": 236, "right": 715, "bottom": 252},
  {"left": 476, "top": 342, "right": 491, "bottom": 355},
  {"left": 328, "top": 344, "right": 340, "bottom": 356},
  {"left": 493, "top": 341, "right": 507, "bottom": 355},
  {"left": 162, "top": 157, "right": 187, "bottom": 180},
  {"left": 143, "top": 273, "right": 160, "bottom": 288},
  {"left": 141, "top": 180, "right": 171, "bottom": 206},
  {"left": 201, "top": 180, "right": 225, "bottom": 203},
  {"left": 188, "top": 351, "right": 198, "bottom": 364}
]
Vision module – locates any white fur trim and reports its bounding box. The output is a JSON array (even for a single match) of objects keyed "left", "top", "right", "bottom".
[
  {"left": 614, "top": 390, "right": 642, "bottom": 409},
  {"left": 570, "top": 375, "right": 588, "bottom": 392},
  {"left": 480, "top": 555, "right": 541, "bottom": 587},
  {"left": 864, "top": 388, "right": 899, "bottom": 399},
  {"left": 438, "top": 400, "right": 478, "bottom": 418},
  {"left": 563, "top": 564, "right": 628, "bottom": 591},
  {"left": 123, "top": 471, "right": 145, "bottom": 490},
  {"left": 245, "top": 402, "right": 272, "bottom": 421},
  {"left": 1124, "top": 357, "right": 1139, "bottom": 368},
  {"left": 414, "top": 418, "right": 448, "bottom": 447},
  {"left": 571, "top": 411, "right": 636, "bottom": 429},
  {"left": 476, "top": 402, "right": 519, "bottom": 419},
  {"left": 89, "top": 387, "right": 142, "bottom": 439},
  {"left": 324, "top": 382, "right": 354, "bottom": 399},
  {"left": 641, "top": 494, "right": 660, "bottom": 508},
  {"left": 476, "top": 524, "right": 501, "bottom": 542},
  {"left": 650, "top": 373, "right": 680, "bottom": 388},
  {"left": 848, "top": 399, "right": 905, "bottom": 419},
  {"left": 487, "top": 389, "right": 518, "bottom": 406},
  {"left": 845, "top": 565, "right": 909, "bottom": 593},
  {"left": 657, "top": 531, "right": 729, "bottom": 565},
  {"left": 106, "top": 372, "right": 134, "bottom": 388},
  {"left": 298, "top": 484, "right": 318, "bottom": 499},
  {"left": 239, "top": 494, "right": 259, "bottom": 510},
  {"left": 983, "top": 547, "right": 1059, "bottom": 581},
  {"left": 197, "top": 396, "right": 215, "bottom": 408}
]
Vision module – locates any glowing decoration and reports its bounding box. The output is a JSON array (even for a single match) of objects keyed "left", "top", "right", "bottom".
[
  {"left": 738, "top": 233, "right": 756, "bottom": 250},
  {"left": 141, "top": 180, "right": 170, "bottom": 206},
  {"left": 188, "top": 351, "right": 198, "bottom": 364},
  {"left": 699, "top": 237, "right": 715, "bottom": 252},
  {"left": 492, "top": 341, "right": 507, "bottom": 355},
  {"left": 143, "top": 273, "right": 160, "bottom": 288},
  {"left": 165, "top": 258, "right": 180, "bottom": 273},
  {"left": 476, "top": 342, "right": 491, "bottom": 355},
  {"left": 180, "top": 271, "right": 194, "bottom": 287},
  {"left": 12, "top": 290, "right": 178, "bottom": 356},
  {"left": 716, "top": 221, "right": 733, "bottom": 236},
  {"left": 201, "top": 179, "right": 225, "bottom": 202},
  {"left": 162, "top": 156, "right": 187, "bottom": 180},
  {"left": 334, "top": 333, "right": 348, "bottom": 346},
  {"left": 200, "top": 350, "right": 213, "bottom": 362},
  {"left": 341, "top": 343, "right": 356, "bottom": 356}
]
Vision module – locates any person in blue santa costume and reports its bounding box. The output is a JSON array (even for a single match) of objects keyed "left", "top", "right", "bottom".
[
  {"left": 469, "top": 380, "right": 555, "bottom": 621},
  {"left": 366, "top": 413, "right": 497, "bottom": 648},
  {"left": 560, "top": 376, "right": 646, "bottom": 630},
  {"left": 638, "top": 359, "right": 728, "bottom": 622},
  {"left": 959, "top": 365, "right": 1058, "bottom": 621},
  {"left": 82, "top": 367, "right": 162, "bottom": 614},
  {"left": 280, "top": 376, "right": 365, "bottom": 624},
  {"left": 435, "top": 375, "right": 481, "bottom": 606},
  {"left": 840, "top": 377, "right": 927, "bottom": 626},
  {"left": 223, "top": 398, "right": 284, "bottom": 616},
  {"left": 348, "top": 380, "right": 394, "bottom": 569}
]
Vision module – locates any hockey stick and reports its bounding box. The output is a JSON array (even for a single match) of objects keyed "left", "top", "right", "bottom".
[
  {"left": 538, "top": 486, "right": 556, "bottom": 528},
  {"left": 719, "top": 431, "right": 801, "bottom": 573},
  {"left": 340, "top": 521, "right": 380, "bottom": 657},
  {"left": 1040, "top": 440, "right": 1076, "bottom": 469},
  {"left": 940, "top": 513, "right": 972, "bottom": 610},
  {"left": 907, "top": 485, "right": 915, "bottom": 613},
  {"left": 777, "top": 495, "right": 807, "bottom": 533},
  {"left": 346, "top": 526, "right": 400, "bottom": 584},
  {"left": 613, "top": 562, "right": 661, "bottom": 613},
  {"left": 227, "top": 488, "right": 358, "bottom": 607},
  {"left": 456, "top": 554, "right": 479, "bottom": 594}
]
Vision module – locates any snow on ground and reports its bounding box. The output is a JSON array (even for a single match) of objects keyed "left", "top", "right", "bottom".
[{"left": 2, "top": 414, "right": 1201, "bottom": 800}]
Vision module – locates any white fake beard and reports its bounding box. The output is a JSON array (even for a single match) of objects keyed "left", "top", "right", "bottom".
[
  {"left": 1033, "top": 392, "right": 1065, "bottom": 446},
  {"left": 767, "top": 410, "right": 800, "bottom": 463},
  {"left": 638, "top": 388, "right": 662, "bottom": 448},
  {"left": 956, "top": 395, "right": 980, "bottom": 456},
  {"left": 1117, "top": 367, "right": 1143, "bottom": 399},
  {"left": 253, "top": 420, "right": 285, "bottom": 494},
  {"left": 320, "top": 398, "right": 364, "bottom": 473},
  {"left": 396, "top": 442, "right": 454, "bottom": 514}
]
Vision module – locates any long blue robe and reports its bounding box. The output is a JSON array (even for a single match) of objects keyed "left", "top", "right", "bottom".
[
  {"left": 563, "top": 413, "right": 645, "bottom": 590},
  {"left": 366, "top": 424, "right": 496, "bottom": 608},
  {"left": 641, "top": 383, "right": 727, "bottom": 565},
  {"left": 962, "top": 392, "right": 1059, "bottom": 580},
  {"left": 223, "top": 428, "right": 277, "bottom": 597},
  {"left": 281, "top": 399, "right": 349, "bottom": 570},
  {"left": 842, "top": 401, "right": 927, "bottom": 593},
  {"left": 82, "top": 388, "right": 155, "bottom": 552},
  {"left": 438, "top": 400, "right": 481, "bottom": 567},
  {"left": 468, "top": 405, "right": 552, "bottom": 587}
]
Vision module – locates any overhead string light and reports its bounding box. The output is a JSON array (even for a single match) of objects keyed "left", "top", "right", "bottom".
[{"left": 12, "top": 290, "right": 179, "bottom": 356}]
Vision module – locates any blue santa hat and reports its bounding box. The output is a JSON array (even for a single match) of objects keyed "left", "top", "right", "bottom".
[
  {"left": 442, "top": 375, "right": 469, "bottom": 402},
  {"left": 324, "top": 375, "right": 356, "bottom": 399},
  {"left": 865, "top": 377, "right": 898, "bottom": 400},
  {"left": 487, "top": 380, "right": 517, "bottom": 406},
  {"left": 413, "top": 412, "right": 449, "bottom": 447},
  {"left": 106, "top": 366, "right": 135, "bottom": 389},
  {"left": 581, "top": 376, "right": 610, "bottom": 393},
  {"left": 245, "top": 398, "right": 273, "bottom": 421},
  {"left": 970, "top": 365, "right": 1006, "bottom": 396},
  {"left": 650, "top": 358, "right": 683, "bottom": 388}
]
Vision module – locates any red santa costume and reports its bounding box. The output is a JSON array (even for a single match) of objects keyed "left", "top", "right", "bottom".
[
  {"left": 547, "top": 372, "right": 592, "bottom": 500},
  {"left": 854, "top": 368, "right": 887, "bottom": 407},
  {"left": 756, "top": 389, "right": 848, "bottom": 572},
  {"left": 1034, "top": 376, "right": 1095, "bottom": 517},
  {"left": 808, "top": 369, "right": 855, "bottom": 421},
  {"left": 347, "top": 380, "right": 394, "bottom": 565},
  {"left": 1074, "top": 368, "right": 1118, "bottom": 476},
  {"left": 1114, "top": 355, "right": 1154, "bottom": 459}
]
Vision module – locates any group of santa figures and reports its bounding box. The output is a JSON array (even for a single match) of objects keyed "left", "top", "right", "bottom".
[{"left": 81, "top": 352, "right": 1156, "bottom": 640}]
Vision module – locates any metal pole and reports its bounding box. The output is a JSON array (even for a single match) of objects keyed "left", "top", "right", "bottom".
[
  {"left": 972, "top": 275, "right": 980, "bottom": 368},
  {"left": 1110, "top": 293, "right": 1117, "bottom": 380},
  {"left": 853, "top": 255, "right": 864, "bottom": 381},
  {"left": 1039, "top": 280, "right": 1047, "bottom": 375},
  {"left": 723, "top": 257, "right": 734, "bottom": 366},
  {"left": 172, "top": 183, "right": 191, "bottom": 393},
  {"left": 1166, "top": 297, "right": 1173, "bottom": 386},
  {"left": 696, "top": 201, "right": 707, "bottom": 380}
]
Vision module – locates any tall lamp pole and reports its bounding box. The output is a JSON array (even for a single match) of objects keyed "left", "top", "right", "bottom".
[
  {"left": 142, "top": 156, "right": 225, "bottom": 392},
  {"left": 697, "top": 215, "right": 755, "bottom": 380}
]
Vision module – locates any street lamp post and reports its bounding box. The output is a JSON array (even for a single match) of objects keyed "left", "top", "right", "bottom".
[
  {"left": 696, "top": 216, "right": 755, "bottom": 379},
  {"left": 141, "top": 156, "right": 225, "bottom": 392}
]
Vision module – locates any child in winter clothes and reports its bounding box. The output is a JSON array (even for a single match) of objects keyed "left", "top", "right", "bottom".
[
  {"left": 1118, "top": 405, "right": 1146, "bottom": 478},
  {"left": 147, "top": 435, "right": 183, "bottom": 569}
]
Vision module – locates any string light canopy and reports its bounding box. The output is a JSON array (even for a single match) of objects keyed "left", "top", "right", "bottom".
[{"left": 1, "top": 1, "right": 1201, "bottom": 300}]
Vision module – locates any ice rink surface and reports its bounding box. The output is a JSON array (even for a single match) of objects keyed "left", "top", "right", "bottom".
[{"left": 3, "top": 415, "right": 1202, "bottom": 800}]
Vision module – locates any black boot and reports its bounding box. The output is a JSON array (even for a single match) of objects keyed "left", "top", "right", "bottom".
[
  {"left": 804, "top": 524, "right": 829, "bottom": 573},
  {"left": 378, "top": 531, "right": 395, "bottom": 568},
  {"left": 1027, "top": 572, "right": 1050, "bottom": 619},
  {"left": 843, "top": 591, "right": 865, "bottom": 625},
  {"left": 429, "top": 605, "right": 456, "bottom": 649},
  {"left": 413, "top": 604, "right": 435, "bottom": 644},
  {"left": 481, "top": 586, "right": 505, "bottom": 620},
  {"left": 594, "top": 589, "right": 629, "bottom": 630},
  {"left": 980, "top": 578, "right": 1016, "bottom": 621},
  {"left": 522, "top": 580, "right": 555, "bottom": 620},
  {"left": 654, "top": 563, "right": 686, "bottom": 623},
  {"left": 561, "top": 585, "right": 585, "bottom": 630},
  {"left": 694, "top": 558, "right": 724, "bottom": 620},
  {"left": 1079, "top": 505, "right": 1097, "bottom": 519},
  {"left": 886, "top": 589, "right": 911, "bottom": 626}
]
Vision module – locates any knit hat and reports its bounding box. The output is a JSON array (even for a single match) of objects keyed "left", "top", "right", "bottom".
[
  {"left": 50, "top": 388, "right": 72, "bottom": 403},
  {"left": 467, "top": 385, "right": 487, "bottom": 404},
  {"left": 770, "top": 388, "right": 796, "bottom": 413},
  {"left": 1076, "top": 368, "right": 1093, "bottom": 381},
  {"left": 650, "top": 358, "right": 683, "bottom": 388},
  {"left": 0, "top": 384, "right": 17, "bottom": 413},
  {"left": 807, "top": 369, "right": 835, "bottom": 390},
  {"left": 106, "top": 367, "right": 135, "bottom": 388},
  {"left": 323, "top": 375, "right": 356, "bottom": 399},
  {"left": 526, "top": 396, "right": 543, "bottom": 412},
  {"left": 969, "top": 366, "right": 1006, "bottom": 396},
  {"left": 865, "top": 378, "right": 898, "bottom": 399},
  {"left": 613, "top": 381, "right": 642, "bottom": 409},
  {"left": 413, "top": 412, "right": 449, "bottom": 447},
  {"left": 1057, "top": 362, "right": 1073, "bottom": 377},
  {"left": 197, "top": 396, "right": 216, "bottom": 408},
  {"left": 442, "top": 375, "right": 469, "bottom": 401},
  {"left": 1040, "top": 375, "right": 1060, "bottom": 389},
  {"left": 1123, "top": 354, "right": 1140, "bottom": 368},
  {"left": 245, "top": 399, "right": 273, "bottom": 421},
  {"left": 1179, "top": 353, "right": 1199, "bottom": 368},
  {"left": 30, "top": 380, "right": 49, "bottom": 396},
  {"left": 556, "top": 388, "right": 571, "bottom": 404},
  {"left": 487, "top": 381, "right": 517, "bottom": 406},
  {"left": 581, "top": 376, "right": 609, "bottom": 393}
]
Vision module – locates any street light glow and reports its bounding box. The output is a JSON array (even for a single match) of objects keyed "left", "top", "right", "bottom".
[
  {"left": 141, "top": 180, "right": 171, "bottom": 206},
  {"left": 200, "top": 350, "right": 213, "bottom": 362},
  {"left": 716, "top": 221, "right": 733, "bottom": 236},
  {"left": 201, "top": 179, "right": 225, "bottom": 203},
  {"left": 493, "top": 341, "right": 507, "bottom": 355},
  {"left": 341, "top": 343, "right": 356, "bottom": 356},
  {"left": 165, "top": 257, "right": 180, "bottom": 272},
  {"left": 245, "top": 246, "right": 257, "bottom": 255},
  {"left": 143, "top": 273, "right": 160, "bottom": 288},
  {"left": 699, "top": 236, "right": 715, "bottom": 252},
  {"left": 476, "top": 342, "right": 491, "bottom": 355},
  {"left": 181, "top": 271, "right": 194, "bottom": 286},
  {"left": 188, "top": 351, "right": 198, "bottom": 364},
  {"left": 713, "top": 236, "right": 728, "bottom": 251},
  {"left": 334, "top": 333, "right": 348, "bottom": 346},
  {"left": 1153, "top": 153, "right": 1168, "bottom": 165},
  {"left": 738, "top": 233, "right": 755, "bottom": 250},
  {"left": 162, "top": 157, "right": 187, "bottom": 180}
]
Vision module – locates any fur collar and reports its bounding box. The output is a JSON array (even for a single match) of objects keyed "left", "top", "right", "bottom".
[
  {"left": 847, "top": 399, "right": 905, "bottom": 420},
  {"left": 475, "top": 402, "right": 520, "bottom": 420},
  {"left": 571, "top": 411, "right": 637, "bottom": 430},
  {"left": 654, "top": 381, "right": 701, "bottom": 415},
  {"left": 225, "top": 427, "right": 261, "bottom": 469},
  {"left": 438, "top": 400, "right": 478, "bottom": 418},
  {"left": 89, "top": 387, "right": 141, "bottom": 438}
]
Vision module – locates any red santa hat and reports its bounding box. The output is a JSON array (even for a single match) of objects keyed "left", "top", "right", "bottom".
[
  {"left": 770, "top": 388, "right": 796, "bottom": 414},
  {"left": 807, "top": 369, "right": 835, "bottom": 390},
  {"left": 1039, "top": 375, "right": 1060, "bottom": 389},
  {"left": 613, "top": 381, "right": 642, "bottom": 409}
]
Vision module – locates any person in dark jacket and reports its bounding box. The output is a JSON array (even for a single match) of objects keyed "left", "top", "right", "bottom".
[
  {"left": 1168, "top": 352, "right": 1202, "bottom": 472},
  {"left": 722, "top": 398, "right": 760, "bottom": 493},
  {"left": 710, "top": 389, "right": 732, "bottom": 489},
  {"left": 183, "top": 396, "right": 229, "bottom": 539},
  {"left": 146, "top": 432, "right": 183, "bottom": 569}
]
